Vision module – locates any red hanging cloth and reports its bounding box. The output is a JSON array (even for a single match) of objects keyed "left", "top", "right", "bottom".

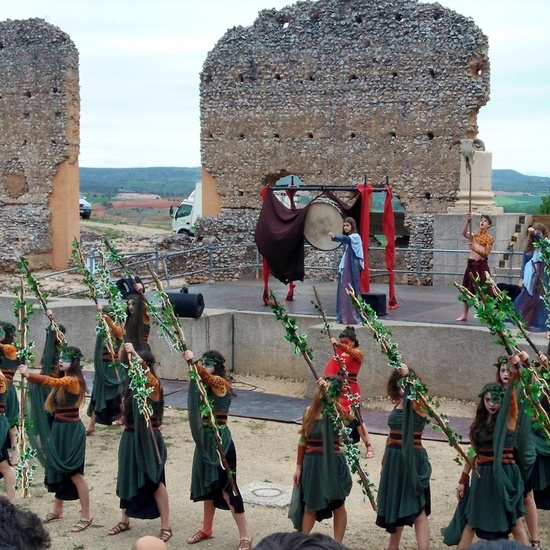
[
  {"left": 357, "top": 185, "right": 373, "bottom": 293},
  {"left": 383, "top": 184, "right": 398, "bottom": 308}
]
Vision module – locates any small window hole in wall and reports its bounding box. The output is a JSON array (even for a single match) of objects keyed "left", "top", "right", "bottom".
[
  {"left": 307, "top": 132, "right": 313, "bottom": 139},
  {"left": 426, "top": 131, "right": 434, "bottom": 140}
]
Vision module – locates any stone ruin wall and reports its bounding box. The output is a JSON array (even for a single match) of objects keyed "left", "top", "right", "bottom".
[
  {"left": 200, "top": 0, "right": 490, "bottom": 284},
  {"left": 0, "top": 19, "right": 80, "bottom": 272}
]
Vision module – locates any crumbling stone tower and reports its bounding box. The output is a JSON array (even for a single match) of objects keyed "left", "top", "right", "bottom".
[
  {"left": 200, "top": 0, "right": 490, "bottom": 235},
  {"left": 0, "top": 18, "right": 79, "bottom": 271}
]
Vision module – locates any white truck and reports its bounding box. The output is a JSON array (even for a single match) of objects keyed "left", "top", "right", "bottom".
[{"left": 169, "top": 181, "right": 202, "bottom": 235}]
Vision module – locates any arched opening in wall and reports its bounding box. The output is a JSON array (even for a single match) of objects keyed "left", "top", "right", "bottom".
[
  {"left": 263, "top": 172, "right": 311, "bottom": 209},
  {"left": 3, "top": 159, "right": 27, "bottom": 198}
]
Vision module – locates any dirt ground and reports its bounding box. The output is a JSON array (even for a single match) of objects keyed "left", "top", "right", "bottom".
[{"left": 10, "top": 373, "right": 550, "bottom": 550}]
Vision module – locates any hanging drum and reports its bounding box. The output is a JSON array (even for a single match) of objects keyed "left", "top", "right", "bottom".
[{"left": 304, "top": 201, "right": 343, "bottom": 251}]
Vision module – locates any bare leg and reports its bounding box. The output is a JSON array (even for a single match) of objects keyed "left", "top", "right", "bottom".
[
  {"left": 387, "top": 526, "right": 404, "bottom": 549},
  {"left": 456, "top": 303, "right": 468, "bottom": 322},
  {"left": 458, "top": 525, "right": 474, "bottom": 550},
  {"left": 86, "top": 411, "right": 96, "bottom": 435},
  {"left": 200, "top": 500, "right": 216, "bottom": 535},
  {"left": 8, "top": 427, "right": 18, "bottom": 465},
  {"left": 511, "top": 521, "right": 529, "bottom": 545},
  {"left": 357, "top": 422, "right": 374, "bottom": 457},
  {"left": 0, "top": 460, "right": 16, "bottom": 503},
  {"left": 333, "top": 504, "right": 347, "bottom": 543},
  {"left": 51, "top": 497, "right": 64, "bottom": 519},
  {"left": 153, "top": 482, "right": 170, "bottom": 530},
  {"left": 413, "top": 510, "right": 430, "bottom": 550},
  {"left": 523, "top": 490, "right": 539, "bottom": 544},
  {"left": 222, "top": 491, "right": 250, "bottom": 541},
  {"left": 71, "top": 473, "right": 91, "bottom": 520},
  {"left": 301, "top": 510, "right": 316, "bottom": 535}
]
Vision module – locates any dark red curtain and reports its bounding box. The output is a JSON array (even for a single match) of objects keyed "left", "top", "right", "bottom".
[
  {"left": 255, "top": 185, "right": 310, "bottom": 285},
  {"left": 383, "top": 184, "right": 398, "bottom": 308}
]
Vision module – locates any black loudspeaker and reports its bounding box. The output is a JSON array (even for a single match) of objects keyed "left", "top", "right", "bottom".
[
  {"left": 167, "top": 290, "right": 205, "bottom": 319},
  {"left": 361, "top": 292, "right": 387, "bottom": 316}
]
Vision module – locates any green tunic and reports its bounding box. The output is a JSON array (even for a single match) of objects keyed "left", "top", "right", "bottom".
[
  {"left": 188, "top": 375, "right": 243, "bottom": 513},
  {"left": 26, "top": 384, "right": 86, "bottom": 501},
  {"left": 0, "top": 389, "right": 10, "bottom": 465},
  {"left": 442, "top": 385, "right": 525, "bottom": 545},
  {"left": 376, "top": 403, "right": 431, "bottom": 533},
  {"left": 0, "top": 347, "right": 20, "bottom": 427},
  {"left": 288, "top": 416, "right": 352, "bottom": 530},
  {"left": 116, "top": 392, "right": 166, "bottom": 519},
  {"left": 87, "top": 332, "right": 124, "bottom": 424}
]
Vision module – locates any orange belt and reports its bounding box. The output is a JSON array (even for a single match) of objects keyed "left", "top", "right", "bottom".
[
  {"left": 387, "top": 430, "right": 424, "bottom": 450},
  {"left": 477, "top": 447, "right": 515, "bottom": 465},
  {"left": 1, "top": 371, "right": 15, "bottom": 382},
  {"left": 54, "top": 407, "right": 80, "bottom": 422},
  {"left": 305, "top": 438, "right": 341, "bottom": 455},
  {"left": 202, "top": 411, "right": 228, "bottom": 426}
]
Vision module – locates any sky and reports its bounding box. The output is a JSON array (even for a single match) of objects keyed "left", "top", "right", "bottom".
[{"left": 3, "top": 0, "right": 550, "bottom": 176}]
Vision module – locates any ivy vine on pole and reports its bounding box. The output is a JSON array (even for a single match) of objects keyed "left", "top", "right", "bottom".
[
  {"left": 268, "top": 291, "right": 378, "bottom": 510},
  {"left": 455, "top": 276, "right": 550, "bottom": 442},
  {"left": 146, "top": 264, "right": 240, "bottom": 497},
  {"left": 347, "top": 286, "right": 478, "bottom": 474},
  {"left": 12, "top": 277, "right": 37, "bottom": 496}
]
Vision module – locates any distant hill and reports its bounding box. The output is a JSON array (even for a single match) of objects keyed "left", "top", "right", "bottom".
[
  {"left": 79, "top": 167, "right": 550, "bottom": 198},
  {"left": 492, "top": 170, "right": 550, "bottom": 194},
  {"left": 80, "top": 167, "right": 201, "bottom": 198}
]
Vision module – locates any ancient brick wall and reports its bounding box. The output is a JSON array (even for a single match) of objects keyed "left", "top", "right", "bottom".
[
  {"left": 200, "top": 0, "right": 489, "bottom": 215},
  {"left": 0, "top": 18, "right": 80, "bottom": 271}
]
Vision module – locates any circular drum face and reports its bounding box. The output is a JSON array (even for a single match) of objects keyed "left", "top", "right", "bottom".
[{"left": 304, "top": 202, "right": 344, "bottom": 251}]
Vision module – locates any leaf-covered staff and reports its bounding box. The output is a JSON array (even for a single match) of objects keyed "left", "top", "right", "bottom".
[
  {"left": 13, "top": 277, "right": 37, "bottom": 496},
  {"left": 268, "top": 291, "right": 378, "bottom": 511},
  {"left": 71, "top": 240, "right": 123, "bottom": 368},
  {"left": 146, "top": 264, "right": 240, "bottom": 498},
  {"left": 347, "top": 286, "right": 478, "bottom": 475},
  {"left": 456, "top": 276, "right": 550, "bottom": 442},
  {"left": 19, "top": 256, "right": 66, "bottom": 349},
  {"left": 312, "top": 286, "right": 373, "bottom": 456}
]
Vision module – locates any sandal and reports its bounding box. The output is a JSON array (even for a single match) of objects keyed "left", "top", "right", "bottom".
[
  {"left": 108, "top": 521, "right": 131, "bottom": 536},
  {"left": 71, "top": 517, "right": 93, "bottom": 532},
  {"left": 237, "top": 538, "right": 253, "bottom": 550},
  {"left": 531, "top": 541, "right": 542, "bottom": 550},
  {"left": 158, "top": 527, "right": 173, "bottom": 543},
  {"left": 365, "top": 443, "right": 375, "bottom": 459},
  {"left": 188, "top": 530, "right": 213, "bottom": 544},
  {"left": 43, "top": 512, "right": 63, "bottom": 523}
]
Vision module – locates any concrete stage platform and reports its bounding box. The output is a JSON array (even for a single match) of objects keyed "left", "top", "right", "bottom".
[{"left": 180, "top": 278, "right": 487, "bottom": 327}]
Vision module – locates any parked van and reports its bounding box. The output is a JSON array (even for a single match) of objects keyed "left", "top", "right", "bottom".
[
  {"left": 169, "top": 181, "right": 202, "bottom": 235},
  {"left": 79, "top": 195, "right": 92, "bottom": 219}
]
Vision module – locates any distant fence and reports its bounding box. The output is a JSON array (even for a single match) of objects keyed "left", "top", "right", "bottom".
[{"left": 43, "top": 243, "right": 523, "bottom": 298}]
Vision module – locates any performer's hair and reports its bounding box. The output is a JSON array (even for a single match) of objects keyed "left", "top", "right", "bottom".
[
  {"left": 470, "top": 383, "right": 501, "bottom": 449},
  {"left": 0, "top": 497, "right": 51, "bottom": 549},
  {"left": 526, "top": 222, "right": 549, "bottom": 252},
  {"left": 255, "top": 531, "right": 349, "bottom": 550},
  {"left": 386, "top": 370, "right": 405, "bottom": 403},
  {"left": 202, "top": 350, "right": 227, "bottom": 378},
  {"left": 339, "top": 326, "right": 359, "bottom": 347},
  {"left": 45, "top": 346, "right": 86, "bottom": 411},
  {"left": 0, "top": 322, "right": 15, "bottom": 344},
  {"left": 480, "top": 214, "right": 492, "bottom": 227},
  {"left": 300, "top": 376, "right": 342, "bottom": 437},
  {"left": 342, "top": 216, "right": 357, "bottom": 234},
  {"left": 124, "top": 293, "right": 149, "bottom": 350}
]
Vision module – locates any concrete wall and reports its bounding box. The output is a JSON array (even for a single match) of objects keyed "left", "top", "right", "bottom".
[
  {"left": 1, "top": 294, "right": 538, "bottom": 402},
  {"left": 433, "top": 213, "right": 522, "bottom": 285}
]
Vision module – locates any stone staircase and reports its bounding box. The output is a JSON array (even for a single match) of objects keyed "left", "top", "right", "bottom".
[{"left": 494, "top": 214, "right": 530, "bottom": 281}]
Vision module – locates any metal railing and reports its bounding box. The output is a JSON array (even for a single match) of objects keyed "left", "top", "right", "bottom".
[{"left": 43, "top": 242, "right": 525, "bottom": 298}]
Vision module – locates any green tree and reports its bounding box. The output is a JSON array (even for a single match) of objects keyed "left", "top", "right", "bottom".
[{"left": 540, "top": 191, "right": 550, "bottom": 214}]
